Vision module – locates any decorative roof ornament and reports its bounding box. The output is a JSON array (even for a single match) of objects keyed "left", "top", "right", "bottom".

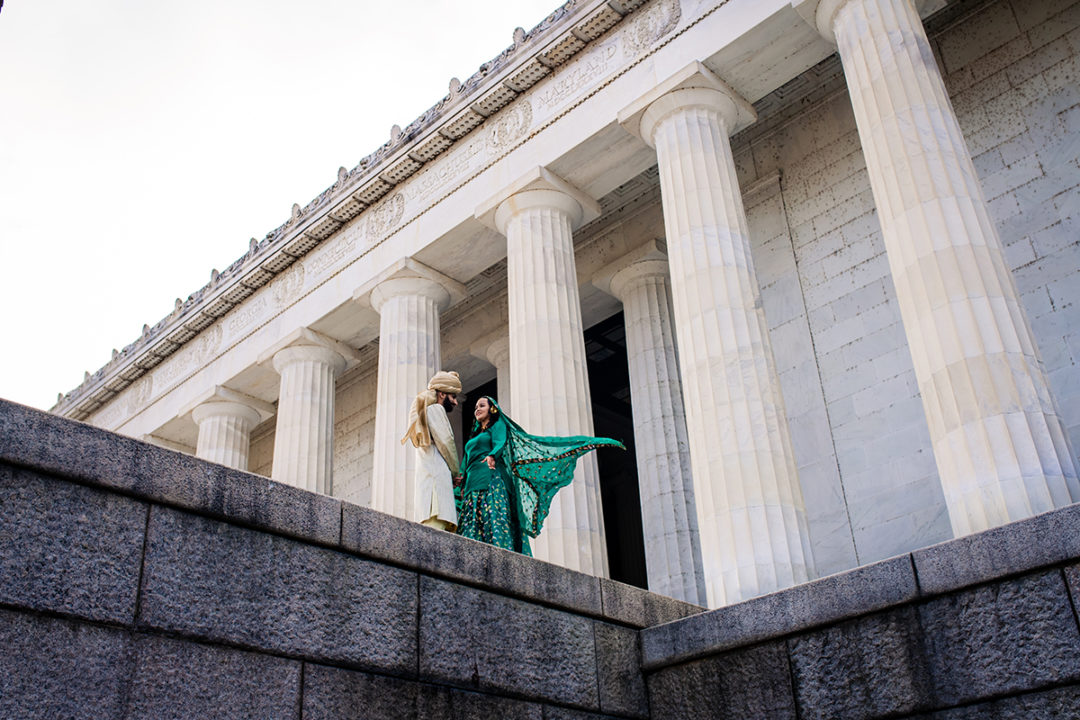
[
  {"left": 448, "top": 77, "right": 462, "bottom": 99},
  {"left": 291, "top": 203, "right": 302, "bottom": 221},
  {"left": 513, "top": 26, "right": 527, "bottom": 45}
]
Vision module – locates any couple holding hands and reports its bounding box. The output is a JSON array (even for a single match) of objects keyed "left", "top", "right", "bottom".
[{"left": 402, "top": 371, "right": 622, "bottom": 555}]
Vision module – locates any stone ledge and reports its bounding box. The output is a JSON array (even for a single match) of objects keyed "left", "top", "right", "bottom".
[
  {"left": 341, "top": 495, "right": 701, "bottom": 629},
  {"left": 640, "top": 555, "right": 918, "bottom": 670},
  {"left": 0, "top": 398, "right": 341, "bottom": 547},
  {"left": 1, "top": 398, "right": 697, "bottom": 632},
  {"left": 912, "top": 502, "right": 1080, "bottom": 595}
]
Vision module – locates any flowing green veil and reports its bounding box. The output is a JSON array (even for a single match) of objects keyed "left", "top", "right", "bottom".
[{"left": 473, "top": 398, "right": 624, "bottom": 538}]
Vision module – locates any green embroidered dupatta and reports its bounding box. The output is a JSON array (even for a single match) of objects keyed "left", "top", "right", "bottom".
[{"left": 477, "top": 398, "right": 624, "bottom": 539}]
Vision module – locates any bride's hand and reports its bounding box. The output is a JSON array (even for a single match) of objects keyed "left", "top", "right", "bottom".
[{"left": 485, "top": 455, "right": 496, "bottom": 470}]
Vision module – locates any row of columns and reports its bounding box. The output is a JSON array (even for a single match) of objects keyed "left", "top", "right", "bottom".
[{"left": 186, "top": 0, "right": 1078, "bottom": 609}]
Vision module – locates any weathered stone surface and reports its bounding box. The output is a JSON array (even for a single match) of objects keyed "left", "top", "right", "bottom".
[
  {"left": 126, "top": 634, "right": 301, "bottom": 720},
  {"left": 646, "top": 641, "right": 797, "bottom": 720},
  {"left": 303, "top": 662, "right": 548, "bottom": 720},
  {"left": 303, "top": 664, "right": 418, "bottom": 720},
  {"left": 641, "top": 555, "right": 917, "bottom": 669},
  {"left": 302, "top": 663, "right": 418, "bottom": 720},
  {"left": 417, "top": 684, "right": 545, "bottom": 720},
  {"left": 418, "top": 575, "right": 598, "bottom": 708},
  {"left": 0, "top": 609, "right": 134, "bottom": 720},
  {"left": 0, "top": 399, "right": 341, "bottom": 545},
  {"left": 789, "top": 606, "right": 933, "bottom": 719},
  {"left": 0, "top": 465, "right": 145, "bottom": 624},
  {"left": 1066, "top": 562, "right": 1080, "bottom": 606},
  {"left": 138, "top": 506, "right": 417, "bottom": 673},
  {"left": 920, "top": 570, "right": 1080, "bottom": 705},
  {"left": 599, "top": 577, "right": 702, "bottom": 628},
  {"left": 342, "top": 501, "right": 603, "bottom": 617},
  {"left": 918, "top": 684, "right": 1080, "bottom": 718},
  {"left": 913, "top": 503, "right": 1080, "bottom": 594},
  {"left": 594, "top": 621, "right": 649, "bottom": 718},
  {"left": 542, "top": 707, "right": 624, "bottom": 719}
]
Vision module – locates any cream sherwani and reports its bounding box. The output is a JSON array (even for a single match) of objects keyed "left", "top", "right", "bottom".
[{"left": 416, "top": 403, "right": 460, "bottom": 529}]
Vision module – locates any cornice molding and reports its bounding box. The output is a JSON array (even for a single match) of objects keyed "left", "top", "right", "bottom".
[{"left": 53, "top": 0, "right": 650, "bottom": 420}]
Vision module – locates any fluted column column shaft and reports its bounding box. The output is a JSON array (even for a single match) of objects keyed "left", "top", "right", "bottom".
[
  {"left": 486, "top": 336, "right": 512, "bottom": 415},
  {"left": 644, "top": 88, "right": 814, "bottom": 606},
  {"left": 825, "top": 0, "right": 1079, "bottom": 534},
  {"left": 611, "top": 260, "right": 706, "bottom": 605},
  {"left": 271, "top": 345, "right": 346, "bottom": 494},
  {"left": 500, "top": 188, "right": 608, "bottom": 576},
  {"left": 370, "top": 278, "right": 446, "bottom": 519},
  {"left": 192, "top": 401, "right": 261, "bottom": 471}
]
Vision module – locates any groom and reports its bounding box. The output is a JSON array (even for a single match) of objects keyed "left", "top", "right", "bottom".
[{"left": 401, "top": 370, "right": 462, "bottom": 531}]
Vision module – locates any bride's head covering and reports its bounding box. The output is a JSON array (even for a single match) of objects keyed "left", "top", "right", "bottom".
[{"left": 401, "top": 371, "right": 462, "bottom": 448}]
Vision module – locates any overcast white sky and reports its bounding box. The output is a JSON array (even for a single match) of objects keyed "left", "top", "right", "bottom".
[{"left": 0, "top": 0, "right": 559, "bottom": 411}]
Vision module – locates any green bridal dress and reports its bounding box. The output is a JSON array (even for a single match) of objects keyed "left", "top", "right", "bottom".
[{"left": 455, "top": 398, "right": 624, "bottom": 555}]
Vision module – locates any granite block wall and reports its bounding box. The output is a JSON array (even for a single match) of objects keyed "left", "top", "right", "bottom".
[
  {"left": 0, "top": 398, "right": 697, "bottom": 720},
  {"left": 5, "top": 389, "right": 1080, "bottom": 718},
  {"left": 642, "top": 501, "right": 1080, "bottom": 719}
]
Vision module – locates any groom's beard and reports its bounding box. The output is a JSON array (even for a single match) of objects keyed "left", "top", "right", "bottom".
[{"left": 441, "top": 397, "right": 455, "bottom": 413}]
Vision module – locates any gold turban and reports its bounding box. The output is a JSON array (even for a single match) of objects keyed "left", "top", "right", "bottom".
[{"left": 401, "top": 371, "right": 462, "bottom": 448}]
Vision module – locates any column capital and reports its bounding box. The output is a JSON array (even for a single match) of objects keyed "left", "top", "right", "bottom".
[
  {"left": 181, "top": 385, "right": 276, "bottom": 424},
  {"left": 353, "top": 257, "right": 466, "bottom": 314},
  {"left": 475, "top": 166, "right": 601, "bottom": 235},
  {"left": 592, "top": 239, "right": 670, "bottom": 302},
  {"left": 791, "top": 0, "right": 945, "bottom": 44},
  {"left": 256, "top": 327, "right": 357, "bottom": 375},
  {"left": 191, "top": 400, "right": 263, "bottom": 430},
  {"left": 469, "top": 328, "right": 511, "bottom": 368},
  {"left": 618, "top": 62, "right": 756, "bottom": 148}
]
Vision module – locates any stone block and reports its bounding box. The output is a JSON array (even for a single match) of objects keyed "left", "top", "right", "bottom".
[
  {"left": 912, "top": 502, "right": 1080, "bottom": 594},
  {"left": 646, "top": 641, "right": 796, "bottom": 720},
  {"left": 598, "top": 576, "right": 701, "bottom": 628},
  {"left": 341, "top": 501, "right": 604, "bottom": 618},
  {"left": 302, "top": 663, "right": 419, "bottom": 720},
  {"left": 417, "top": 685, "right": 545, "bottom": 720},
  {"left": 542, "top": 708, "right": 623, "bottom": 720},
  {"left": 920, "top": 570, "right": 1080, "bottom": 706},
  {"left": 594, "top": 621, "right": 648, "bottom": 718},
  {"left": 923, "top": 684, "right": 1080, "bottom": 719},
  {"left": 304, "top": 664, "right": 557, "bottom": 719},
  {"left": 138, "top": 506, "right": 417, "bottom": 674},
  {"left": 788, "top": 606, "right": 933, "bottom": 719},
  {"left": 0, "top": 608, "right": 134, "bottom": 720},
  {"left": 0, "top": 398, "right": 341, "bottom": 546},
  {"left": 418, "top": 575, "right": 598, "bottom": 708},
  {"left": 0, "top": 465, "right": 145, "bottom": 624},
  {"left": 641, "top": 555, "right": 917, "bottom": 670},
  {"left": 126, "top": 634, "right": 301, "bottom": 720}
]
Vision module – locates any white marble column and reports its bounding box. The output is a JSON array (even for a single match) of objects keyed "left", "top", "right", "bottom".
[
  {"left": 620, "top": 64, "right": 814, "bottom": 607},
  {"left": 471, "top": 329, "right": 512, "bottom": 414},
  {"left": 192, "top": 400, "right": 262, "bottom": 471},
  {"left": 599, "top": 245, "right": 706, "bottom": 605},
  {"left": 478, "top": 167, "right": 608, "bottom": 576},
  {"left": 368, "top": 275, "right": 450, "bottom": 520},
  {"left": 271, "top": 344, "right": 346, "bottom": 494},
  {"left": 798, "top": 0, "right": 1079, "bottom": 535}
]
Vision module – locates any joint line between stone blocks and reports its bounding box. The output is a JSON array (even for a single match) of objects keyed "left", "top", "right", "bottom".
[{"left": 132, "top": 503, "right": 153, "bottom": 628}]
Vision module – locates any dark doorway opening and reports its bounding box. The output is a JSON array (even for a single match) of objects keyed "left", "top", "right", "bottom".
[
  {"left": 585, "top": 312, "right": 647, "bottom": 589},
  {"left": 461, "top": 314, "right": 647, "bottom": 589}
]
